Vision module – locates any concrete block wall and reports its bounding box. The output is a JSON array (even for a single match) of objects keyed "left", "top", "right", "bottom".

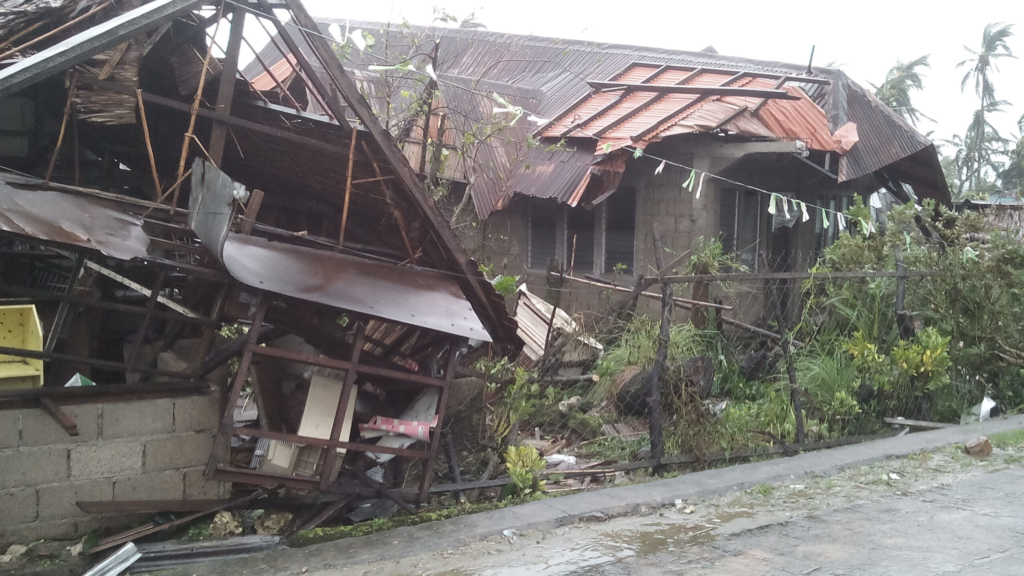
[{"left": 0, "top": 391, "right": 229, "bottom": 546}]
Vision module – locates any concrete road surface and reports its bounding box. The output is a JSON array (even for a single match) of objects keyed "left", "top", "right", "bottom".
[{"left": 314, "top": 442, "right": 1024, "bottom": 576}]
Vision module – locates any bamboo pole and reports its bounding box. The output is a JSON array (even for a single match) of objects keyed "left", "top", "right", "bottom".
[
  {"left": 169, "top": 1, "right": 224, "bottom": 213},
  {"left": 136, "top": 89, "right": 162, "bottom": 200},
  {"left": 44, "top": 75, "right": 78, "bottom": 185},
  {"left": 0, "top": 20, "right": 45, "bottom": 54},
  {"left": 339, "top": 125, "right": 358, "bottom": 245},
  {"left": 0, "top": 1, "right": 110, "bottom": 61}
]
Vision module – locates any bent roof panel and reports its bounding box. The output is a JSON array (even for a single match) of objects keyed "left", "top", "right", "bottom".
[
  {"left": 222, "top": 234, "right": 491, "bottom": 341},
  {"left": 0, "top": 175, "right": 149, "bottom": 260}
]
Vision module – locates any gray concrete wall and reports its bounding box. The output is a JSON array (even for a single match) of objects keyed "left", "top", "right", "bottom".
[
  {"left": 0, "top": 391, "right": 229, "bottom": 546},
  {"left": 471, "top": 138, "right": 830, "bottom": 329}
]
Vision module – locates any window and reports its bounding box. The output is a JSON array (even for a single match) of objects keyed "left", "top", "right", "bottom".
[
  {"left": 719, "top": 189, "right": 761, "bottom": 271},
  {"left": 528, "top": 200, "right": 558, "bottom": 270},
  {"left": 565, "top": 207, "right": 595, "bottom": 274},
  {"left": 814, "top": 195, "right": 854, "bottom": 260},
  {"left": 603, "top": 188, "right": 636, "bottom": 274}
]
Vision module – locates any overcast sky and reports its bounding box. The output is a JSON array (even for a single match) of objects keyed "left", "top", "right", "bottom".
[{"left": 247, "top": 0, "right": 1023, "bottom": 152}]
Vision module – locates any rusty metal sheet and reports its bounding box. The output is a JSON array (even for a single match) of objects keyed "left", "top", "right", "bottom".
[
  {"left": 0, "top": 174, "right": 149, "bottom": 260},
  {"left": 221, "top": 234, "right": 491, "bottom": 341}
]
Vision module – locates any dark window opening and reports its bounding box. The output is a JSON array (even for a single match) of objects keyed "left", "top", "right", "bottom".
[
  {"left": 603, "top": 188, "right": 636, "bottom": 274},
  {"left": 719, "top": 189, "right": 761, "bottom": 271},
  {"left": 566, "top": 207, "right": 595, "bottom": 274},
  {"left": 528, "top": 200, "right": 558, "bottom": 270},
  {"left": 814, "top": 195, "right": 854, "bottom": 260}
]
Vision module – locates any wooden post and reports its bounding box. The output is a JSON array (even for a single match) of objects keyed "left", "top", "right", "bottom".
[
  {"left": 44, "top": 75, "right": 77, "bottom": 185},
  {"left": 765, "top": 260, "right": 805, "bottom": 444},
  {"left": 645, "top": 223, "right": 670, "bottom": 474},
  {"left": 170, "top": 2, "right": 224, "bottom": 212},
  {"left": 237, "top": 189, "right": 264, "bottom": 235},
  {"left": 45, "top": 254, "right": 85, "bottom": 354},
  {"left": 125, "top": 271, "right": 167, "bottom": 379},
  {"left": 136, "top": 89, "right": 162, "bottom": 200},
  {"left": 339, "top": 126, "right": 358, "bottom": 246},
  {"left": 205, "top": 294, "right": 267, "bottom": 478},
  {"left": 208, "top": 6, "right": 246, "bottom": 166},
  {"left": 193, "top": 284, "right": 230, "bottom": 378},
  {"left": 444, "top": 434, "right": 466, "bottom": 504},
  {"left": 318, "top": 322, "right": 365, "bottom": 491},
  {"left": 418, "top": 341, "right": 459, "bottom": 505}
]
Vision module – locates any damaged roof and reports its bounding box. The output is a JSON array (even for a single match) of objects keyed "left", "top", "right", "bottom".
[
  {"left": 0, "top": 0, "right": 521, "bottom": 349},
  {"left": 249, "top": 21, "right": 951, "bottom": 215}
]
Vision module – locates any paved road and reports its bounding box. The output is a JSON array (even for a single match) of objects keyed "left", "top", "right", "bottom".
[
  {"left": 334, "top": 450, "right": 1024, "bottom": 576},
  {"left": 161, "top": 420, "right": 1024, "bottom": 576},
  {"left": 558, "top": 467, "right": 1024, "bottom": 576}
]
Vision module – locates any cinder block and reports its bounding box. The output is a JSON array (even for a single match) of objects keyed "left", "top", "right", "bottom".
[
  {"left": 173, "top": 393, "right": 221, "bottom": 433},
  {"left": 0, "top": 488, "right": 37, "bottom": 526},
  {"left": 74, "top": 513, "right": 149, "bottom": 538},
  {"left": 37, "top": 479, "right": 113, "bottom": 521},
  {"left": 183, "top": 467, "right": 230, "bottom": 500},
  {"left": 101, "top": 399, "right": 174, "bottom": 439},
  {"left": 0, "top": 447, "right": 68, "bottom": 489},
  {"left": 113, "top": 470, "right": 183, "bottom": 501},
  {"left": 144, "top": 433, "right": 213, "bottom": 472},
  {"left": 0, "top": 520, "right": 76, "bottom": 548},
  {"left": 70, "top": 442, "right": 142, "bottom": 480},
  {"left": 0, "top": 411, "right": 21, "bottom": 449},
  {"left": 21, "top": 405, "right": 100, "bottom": 447}
]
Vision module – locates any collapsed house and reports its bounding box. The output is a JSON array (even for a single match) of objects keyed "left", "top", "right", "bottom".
[
  {"left": 0, "top": 0, "right": 519, "bottom": 546},
  {"left": 252, "top": 23, "right": 953, "bottom": 326}
]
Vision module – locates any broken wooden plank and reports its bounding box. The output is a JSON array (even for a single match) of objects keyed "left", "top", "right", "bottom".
[
  {"left": 38, "top": 397, "right": 78, "bottom": 436},
  {"left": 349, "top": 468, "right": 417, "bottom": 515},
  {"left": 883, "top": 417, "right": 955, "bottom": 430},
  {"left": 86, "top": 493, "right": 261, "bottom": 555}
]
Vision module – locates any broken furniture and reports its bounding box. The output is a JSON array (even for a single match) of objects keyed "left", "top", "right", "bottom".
[{"left": 0, "top": 304, "right": 44, "bottom": 389}]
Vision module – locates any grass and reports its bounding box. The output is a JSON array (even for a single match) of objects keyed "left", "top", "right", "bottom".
[
  {"left": 291, "top": 499, "right": 530, "bottom": 547},
  {"left": 989, "top": 429, "right": 1024, "bottom": 449}
]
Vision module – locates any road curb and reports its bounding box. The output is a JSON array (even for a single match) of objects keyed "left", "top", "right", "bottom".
[{"left": 168, "top": 415, "right": 1024, "bottom": 575}]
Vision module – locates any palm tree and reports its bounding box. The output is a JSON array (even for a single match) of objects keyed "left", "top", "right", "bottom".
[
  {"left": 871, "top": 55, "right": 932, "bottom": 126},
  {"left": 945, "top": 101, "right": 1012, "bottom": 196},
  {"left": 957, "top": 23, "right": 1015, "bottom": 195}
]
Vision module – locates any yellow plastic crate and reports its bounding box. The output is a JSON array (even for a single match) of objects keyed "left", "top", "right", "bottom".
[{"left": 0, "top": 304, "right": 44, "bottom": 390}]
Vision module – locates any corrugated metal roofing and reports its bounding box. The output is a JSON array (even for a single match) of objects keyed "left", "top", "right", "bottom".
[
  {"left": 249, "top": 19, "right": 950, "bottom": 208},
  {"left": 251, "top": 53, "right": 297, "bottom": 91},
  {"left": 539, "top": 65, "right": 835, "bottom": 155}
]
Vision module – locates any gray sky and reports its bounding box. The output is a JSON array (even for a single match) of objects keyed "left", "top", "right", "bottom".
[{"left": 250, "top": 0, "right": 1024, "bottom": 153}]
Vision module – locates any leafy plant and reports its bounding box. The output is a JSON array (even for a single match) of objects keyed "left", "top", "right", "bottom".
[{"left": 504, "top": 445, "right": 546, "bottom": 499}]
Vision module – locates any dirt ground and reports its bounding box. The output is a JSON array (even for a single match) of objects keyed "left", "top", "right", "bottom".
[{"left": 310, "top": 437, "right": 1024, "bottom": 576}]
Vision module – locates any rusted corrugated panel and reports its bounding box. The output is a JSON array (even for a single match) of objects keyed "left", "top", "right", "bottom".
[
  {"left": 0, "top": 174, "right": 149, "bottom": 260},
  {"left": 251, "top": 53, "right": 297, "bottom": 91},
  {"left": 503, "top": 144, "right": 598, "bottom": 209},
  {"left": 755, "top": 86, "right": 834, "bottom": 151},
  {"left": 513, "top": 285, "right": 601, "bottom": 362},
  {"left": 838, "top": 83, "right": 932, "bottom": 182},
  {"left": 221, "top": 234, "right": 491, "bottom": 341}
]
